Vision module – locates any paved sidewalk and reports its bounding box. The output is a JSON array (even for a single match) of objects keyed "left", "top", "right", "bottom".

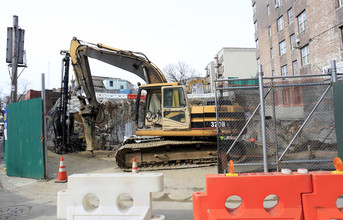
[{"left": 0, "top": 150, "right": 217, "bottom": 219}]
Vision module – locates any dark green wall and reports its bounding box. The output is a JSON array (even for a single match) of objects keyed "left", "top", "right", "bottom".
[{"left": 5, "top": 98, "right": 45, "bottom": 179}]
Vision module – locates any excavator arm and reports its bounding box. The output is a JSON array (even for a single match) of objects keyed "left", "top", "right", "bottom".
[{"left": 69, "top": 37, "right": 167, "bottom": 152}]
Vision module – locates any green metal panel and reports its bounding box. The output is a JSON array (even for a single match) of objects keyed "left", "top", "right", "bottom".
[
  {"left": 3, "top": 108, "right": 7, "bottom": 164},
  {"left": 6, "top": 98, "right": 45, "bottom": 179},
  {"left": 228, "top": 77, "right": 259, "bottom": 86},
  {"left": 334, "top": 81, "right": 343, "bottom": 160}
]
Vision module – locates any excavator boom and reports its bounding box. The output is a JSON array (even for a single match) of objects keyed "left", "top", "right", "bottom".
[
  {"left": 69, "top": 37, "right": 167, "bottom": 152},
  {"left": 70, "top": 37, "right": 167, "bottom": 85}
]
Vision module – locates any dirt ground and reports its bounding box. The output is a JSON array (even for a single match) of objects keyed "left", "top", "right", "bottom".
[
  {"left": 0, "top": 149, "right": 218, "bottom": 219},
  {"left": 51, "top": 150, "right": 218, "bottom": 202}
]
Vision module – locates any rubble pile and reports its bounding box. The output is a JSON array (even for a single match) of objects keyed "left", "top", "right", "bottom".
[
  {"left": 95, "top": 98, "right": 137, "bottom": 150},
  {"left": 46, "top": 96, "right": 140, "bottom": 152}
]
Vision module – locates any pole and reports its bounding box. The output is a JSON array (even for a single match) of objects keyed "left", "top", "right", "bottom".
[
  {"left": 331, "top": 60, "right": 338, "bottom": 83},
  {"left": 11, "top": 15, "right": 19, "bottom": 103},
  {"left": 61, "top": 52, "right": 70, "bottom": 150},
  {"left": 271, "top": 80, "right": 279, "bottom": 171},
  {"left": 42, "top": 73, "right": 48, "bottom": 179},
  {"left": 258, "top": 65, "right": 268, "bottom": 172},
  {"left": 214, "top": 81, "right": 222, "bottom": 173}
]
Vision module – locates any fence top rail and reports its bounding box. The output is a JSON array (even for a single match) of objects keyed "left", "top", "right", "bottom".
[
  {"left": 217, "top": 81, "right": 331, "bottom": 90},
  {"left": 217, "top": 86, "right": 259, "bottom": 90},
  {"left": 215, "top": 73, "right": 343, "bottom": 82}
]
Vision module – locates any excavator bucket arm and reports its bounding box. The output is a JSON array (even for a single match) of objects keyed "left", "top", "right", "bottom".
[{"left": 69, "top": 37, "right": 167, "bottom": 152}]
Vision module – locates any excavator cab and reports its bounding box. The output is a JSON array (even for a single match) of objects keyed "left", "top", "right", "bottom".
[{"left": 136, "top": 83, "right": 191, "bottom": 134}]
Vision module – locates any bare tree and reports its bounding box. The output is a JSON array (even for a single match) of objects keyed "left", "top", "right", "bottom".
[
  {"left": 163, "top": 61, "right": 201, "bottom": 85},
  {"left": 2, "top": 79, "right": 31, "bottom": 103},
  {"left": 16, "top": 79, "right": 31, "bottom": 101},
  {"left": 0, "top": 96, "right": 10, "bottom": 115}
]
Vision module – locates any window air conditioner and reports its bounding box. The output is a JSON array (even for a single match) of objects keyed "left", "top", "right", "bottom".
[{"left": 292, "top": 42, "right": 297, "bottom": 49}]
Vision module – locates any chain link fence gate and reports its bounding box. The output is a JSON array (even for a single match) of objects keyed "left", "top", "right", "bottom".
[{"left": 215, "top": 66, "right": 340, "bottom": 173}]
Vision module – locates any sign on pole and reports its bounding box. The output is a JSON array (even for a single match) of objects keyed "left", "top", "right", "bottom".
[{"left": 6, "top": 27, "right": 25, "bottom": 65}]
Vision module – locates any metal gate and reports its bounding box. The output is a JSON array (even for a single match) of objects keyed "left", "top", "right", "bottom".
[
  {"left": 5, "top": 98, "right": 45, "bottom": 179},
  {"left": 216, "top": 66, "right": 339, "bottom": 173}
]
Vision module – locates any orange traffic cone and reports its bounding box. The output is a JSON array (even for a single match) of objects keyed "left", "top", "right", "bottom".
[
  {"left": 132, "top": 157, "right": 138, "bottom": 174},
  {"left": 55, "top": 157, "right": 68, "bottom": 183}
]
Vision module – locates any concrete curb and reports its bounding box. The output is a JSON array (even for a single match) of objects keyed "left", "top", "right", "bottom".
[{"left": 0, "top": 163, "right": 38, "bottom": 192}]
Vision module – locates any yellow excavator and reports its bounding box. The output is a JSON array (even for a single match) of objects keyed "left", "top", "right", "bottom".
[
  {"left": 70, "top": 37, "right": 246, "bottom": 170},
  {"left": 187, "top": 79, "right": 205, "bottom": 94}
]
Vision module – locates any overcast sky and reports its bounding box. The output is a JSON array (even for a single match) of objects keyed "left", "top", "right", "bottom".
[{"left": 0, "top": 0, "right": 255, "bottom": 97}]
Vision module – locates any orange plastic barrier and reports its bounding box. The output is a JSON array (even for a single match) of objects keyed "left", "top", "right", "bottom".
[
  {"left": 302, "top": 171, "right": 343, "bottom": 219},
  {"left": 193, "top": 173, "right": 312, "bottom": 220}
]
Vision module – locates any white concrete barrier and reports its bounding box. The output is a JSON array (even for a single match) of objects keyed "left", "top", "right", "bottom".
[{"left": 57, "top": 173, "right": 165, "bottom": 220}]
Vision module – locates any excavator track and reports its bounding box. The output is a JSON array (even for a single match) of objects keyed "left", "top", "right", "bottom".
[{"left": 115, "top": 139, "right": 218, "bottom": 171}]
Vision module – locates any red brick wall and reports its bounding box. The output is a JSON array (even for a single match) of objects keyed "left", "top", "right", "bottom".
[{"left": 24, "top": 90, "right": 60, "bottom": 112}]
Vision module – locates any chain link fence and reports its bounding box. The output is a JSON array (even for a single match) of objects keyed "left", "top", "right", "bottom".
[{"left": 215, "top": 72, "right": 339, "bottom": 173}]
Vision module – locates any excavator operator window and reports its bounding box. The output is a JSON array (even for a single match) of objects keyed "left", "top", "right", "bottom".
[
  {"left": 164, "top": 111, "right": 186, "bottom": 123},
  {"left": 145, "top": 92, "right": 162, "bottom": 127},
  {"left": 148, "top": 93, "right": 162, "bottom": 114},
  {"left": 163, "top": 88, "right": 186, "bottom": 108},
  {"left": 163, "top": 87, "right": 186, "bottom": 123}
]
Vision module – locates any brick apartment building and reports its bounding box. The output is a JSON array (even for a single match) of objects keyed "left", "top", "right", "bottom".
[{"left": 252, "top": 0, "right": 343, "bottom": 76}]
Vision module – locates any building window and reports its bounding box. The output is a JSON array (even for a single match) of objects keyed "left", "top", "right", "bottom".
[
  {"left": 340, "top": 26, "right": 343, "bottom": 47},
  {"left": 293, "top": 87, "right": 302, "bottom": 105},
  {"left": 269, "top": 26, "right": 272, "bottom": 37},
  {"left": 273, "top": 91, "right": 279, "bottom": 106},
  {"left": 253, "top": 3, "right": 256, "bottom": 16},
  {"left": 267, "top": 4, "right": 270, "bottom": 15},
  {"left": 220, "top": 66, "right": 224, "bottom": 74},
  {"left": 266, "top": 90, "right": 279, "bottom": 106},
  {"left": 120, "top": 85, "right": 124, "bottom": 89},
  {"left": 219, "top": 55, "right": 224, "bottom": 63},
  {"left": 279, "top": 40, "right": 286, "bottom": 56},
  {"left": 288, "top": 8, "right": 294, "bottom": 24},
  {"left": 109, "top": 80, "right": 113, "bottom": 87},
  {"left": 275, "top": 0, "right": 282, "bottom": 7},
  {"left": 277, "top": 16, "right": 284, "bottom": 31},
  {"left": 290, "top": 34, "right": 296, "bottom": 50},
  {"left": 339, "top": 0, "right": 343, "bottom": 7},
  {"left": 270, "top": 48, "right": 274, "bottom": 59},
  {"left": 301, "top": 45, "right": 310, "bottom": 66},
  {"left": 292, "top": 60, "right": 298, "bottom": 75},
  {"left": 281, "top": 65, "right": 288, "bottom": 76},
  {"left": 256, "top": 39, "right": 259, "bottom": 49},
  {"left": 254, "top": 21, "right": 257, "bottom": 33},
  {"left": 282, "top": 88, "right": 291, "bottom": 106},
  {"left": 298, "top": 11, "right": 308, "bottom": 33},
  {"left": 272, "top": 70, "right": 275, "bottom": 76}
]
